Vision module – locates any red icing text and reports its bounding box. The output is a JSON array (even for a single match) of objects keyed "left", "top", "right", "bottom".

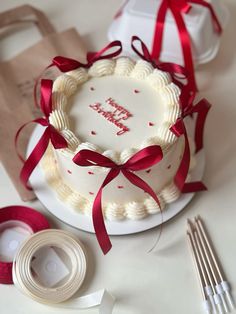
[{"left": 89, "top": 97, "right": 132, "bottom": 136}]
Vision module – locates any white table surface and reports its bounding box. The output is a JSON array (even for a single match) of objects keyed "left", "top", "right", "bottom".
[{"left": 0, "top": 1, "right": 236, "bottom": 313}]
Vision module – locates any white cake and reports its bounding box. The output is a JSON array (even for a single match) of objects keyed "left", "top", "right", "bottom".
[{"left": 42, "top": 57, "right": 194, "bottom": 220}]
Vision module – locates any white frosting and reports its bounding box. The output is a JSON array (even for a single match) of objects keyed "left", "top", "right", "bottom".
[
  {"left": 88, "top": 59, "right": 115, "bottom": 77},
  {"left": 146, "top": 69, "right": 171, "bottom": 89},
  {"left": 52, "top": 92, "right": 68, "bottom": 110},
  {"left": 53, "top": 74, "right": 77, "bottom": 96},
  {"left": 67, "top": 68, "right": 88, "bottom": 85},
  {"left": 49, "top": 110, "right": 69, "bottom": 130},
  {"left": 115, "top": 57, "right": 135, "bottom": 76},
  {"left": 130, "top": 60, "right": 154, "bottom": 80},
  {"left": 41, "top": 57, "right": 198, "bottom": 221},
  {"left": 60, "top": 129, "right": 80, "bottom": 151},
  {"left": 125, "top": 202, "right": 147, "bottom": 220}
]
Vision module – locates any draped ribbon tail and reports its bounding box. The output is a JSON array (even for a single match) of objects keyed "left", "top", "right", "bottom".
[
  {"left": 182, "top": 181, "right": 207, "bottom": 193},
  {"left": 192, "top": 99, "right": 211, "bottom": 153},
  {"left": 93, "top": 169, "right": 120, "bottom": 255},
  {"left": 121, "top": 169, "right": 163, "bottom": 252},
  {"left": 151, "top": 0, "right": 168, "bottom": 62},
  {"left": 122, "top": 170, "right": 161, "bottom": 209},
  {"left": 20, "top": 127, "right": 50, "bottom": 190},
  {"left": 190, "top": 0, "right": 222, "bottom": 33},
  {"left": 170, "top": 4, "right": 198, "bottom": 93},
  {"left": 171, "top": 118, "right": 206, "bottom": 193}
]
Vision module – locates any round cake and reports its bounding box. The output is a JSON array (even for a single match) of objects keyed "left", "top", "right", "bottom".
[{"left": 42, "top": 57, "right": 195, "bottom": 220}]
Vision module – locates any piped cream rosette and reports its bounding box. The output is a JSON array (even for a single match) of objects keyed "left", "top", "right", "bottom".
[
  {"left": 42, "top": 57, "right": 196, "bottom": 220},
  {"left": 13, "top": 229, "right": 115, "bottom": 313}
]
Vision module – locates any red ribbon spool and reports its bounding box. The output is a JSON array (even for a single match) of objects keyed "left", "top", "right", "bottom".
[{"left": 0, "top": 206, "right": 50, "bottom": 284}]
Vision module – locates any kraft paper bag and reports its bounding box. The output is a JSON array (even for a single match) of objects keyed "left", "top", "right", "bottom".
[{"left": 0, "top": 5, "right": 87, "bottom": 201}]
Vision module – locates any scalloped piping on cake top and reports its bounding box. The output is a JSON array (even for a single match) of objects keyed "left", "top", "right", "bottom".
[
  {"left": 49, "top": 57, "right": 181, "bottom": 165},
  {"left": 40, "top": 145, "right": 196, "bottom": 221}
]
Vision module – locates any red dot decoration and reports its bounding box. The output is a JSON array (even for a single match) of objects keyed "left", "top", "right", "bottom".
[
  {"left": 167, "top": 164, "right": 171, "bottom": 169},
  {"left": 148, "top": 122, "right": 155, "bottom": 127},
  {"left": 117, "top": 185, "right": 124, "bottom": 189},
  {"left": 134, "top": 89, "right": 140, "bottom": 94},
  {"left": 67, "top": 170, "right": 72, "bottom": 174},
  {"left": 88, "top": 171, "right": 94, "bottom": 175},
  {"left": 146, "top": 169, "right": 151, "bottom": 173},
  {"left": 90, "top": 87, "right": 95, "bottom": 91},
  {"left": 91, "top": 131, "right": 96, "bottom": 135},
  {"left": 89, "top": 192, "right": 94, "bottom": 195}
]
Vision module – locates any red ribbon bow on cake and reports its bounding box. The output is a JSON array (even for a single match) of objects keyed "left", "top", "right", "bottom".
[
  {"left": 152, "top": 0, "right": 222, "bottom": 94},
  {"left": 73, "top": 146, "right": 163, "bottom": 254},
  {"left": 34, "top": 40, "right": 123, "bottom": 106},
  {"left": 16, "top": 80, "right": 68, "bottom": 188}
]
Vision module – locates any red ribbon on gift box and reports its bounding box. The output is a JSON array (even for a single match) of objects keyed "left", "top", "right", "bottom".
[
  {"left": 152, "top": 0, "right": 222, "bottom": 94},
  {"left": 16, "top": 79, "right": 68, "bottom": 189}
]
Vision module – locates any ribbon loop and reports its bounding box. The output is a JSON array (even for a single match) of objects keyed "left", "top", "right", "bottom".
[
  {"left": 52, "top": 40, "right": 123, "bottom": 73},
  {"left": 170, "top": 98, "right": 211, "bottom": 193},
  {"left": 73, "top": 146, "right": 163, "bottom": 254},
  {"left": 16, "top": 79, "right": 67, "bottom": 189}
]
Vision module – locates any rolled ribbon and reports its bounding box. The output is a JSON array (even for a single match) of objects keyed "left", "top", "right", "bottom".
[
  {"left": 0, "top": 206, "right": 50, "bottom": 284},
  {"left": 73, "top": 146, "right": 163, "bottom": 255},
  {"left": 16, "top": 79, "right": 68, "bottom": 189},
  {"left": 13, "top": 229, "right": 115, "bottom": 313},
  {"left": 170, "top": 98, "right": 211, "bottom": 193},
  {"left": 151, "top": 0, "right": 222, "bottom": 94}
]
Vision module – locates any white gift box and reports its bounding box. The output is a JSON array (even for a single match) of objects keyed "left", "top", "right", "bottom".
[{"left": 108, "top": 0, "right": 229, "bottom": 66}]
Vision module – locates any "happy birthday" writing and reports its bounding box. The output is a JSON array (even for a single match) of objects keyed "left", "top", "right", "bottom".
[{"left": 89, "top": 97, "right": 132, "bottom": 135}]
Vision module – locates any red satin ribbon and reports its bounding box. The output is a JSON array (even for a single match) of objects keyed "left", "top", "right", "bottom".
[
  {"left": 16, "top": 79, "right": 67, "bottom": 189},
  {"left": 131, "top": 35, "right": 194, "bottom": 110},
  {"left": 73, "top": 146, "right": 163, "bottom": 254},
  {"left": 0, "top": 206, "right": 50, "bottom": 284},
  {"left": 151, "top": 0, "right": 222, "bottom": 94},
  {"left": 34, "top": 40, "right": 122, "bottom": 107},
  {"left": 170, "top": 98, "right": 211, "bottom": 193}
]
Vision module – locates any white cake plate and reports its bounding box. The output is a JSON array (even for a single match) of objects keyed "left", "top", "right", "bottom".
[{"left": 28, "top": 125, "right": 205, "bottom": 236}]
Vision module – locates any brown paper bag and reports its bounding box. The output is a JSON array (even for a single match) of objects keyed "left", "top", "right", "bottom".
[{"left": 0, "top": 5, "right": 87, "bottom": 201}]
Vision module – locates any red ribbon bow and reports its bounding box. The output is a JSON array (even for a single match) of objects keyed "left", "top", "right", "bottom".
[
  {"left": 73, "top": 145, "right": 163, "bottom": 254},
  {"left": 131, "top": 35, "right": 194, "bottom": 111},
  {"left": 51, "top": 40, "right": 122, "bottom": 72},
  {"left": 16, "top": 79, "right": 67, "bottom": 189},
  {"left": 152, "top": 0, "right": 222, "bottom": 94},
  {"left": 34, "top": 40, "right": 122, "bottom": 107},
  {"left": 170, "top": 98, "right": 211, "bottom": 193}
]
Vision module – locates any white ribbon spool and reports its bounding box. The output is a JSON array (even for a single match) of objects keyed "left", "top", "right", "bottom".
[{"left": 12, "top": 229, "right": 115, "bottom": 313}]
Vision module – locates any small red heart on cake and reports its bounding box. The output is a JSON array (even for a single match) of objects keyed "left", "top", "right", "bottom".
[
  {"left": 88, "top": 171, "right": 94, "bottom": 175},
  {"left": 146, "top": 169, "right": 151, "bottom": 173},
  {"left": 91, "top": 131, "right": 96, "bottom": 135},
  {"left": 117, "top": 185, "right": 124, "bottom": 189},
  {"left": 89, "top": 192, "right": 94, "bottom": 195},
  {"left": 134, "top": 89, "right": 140, "bottom": 93},
  {"left": 148, "top": 122, "right": 155, "bottom": 126},
  {"left": 67, "top": 170, "right": 72, "bottom": 174}
]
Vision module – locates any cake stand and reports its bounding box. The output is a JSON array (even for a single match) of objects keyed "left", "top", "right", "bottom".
[{"left": 28, "top": 125, "right": 205, "bottom": 235}]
